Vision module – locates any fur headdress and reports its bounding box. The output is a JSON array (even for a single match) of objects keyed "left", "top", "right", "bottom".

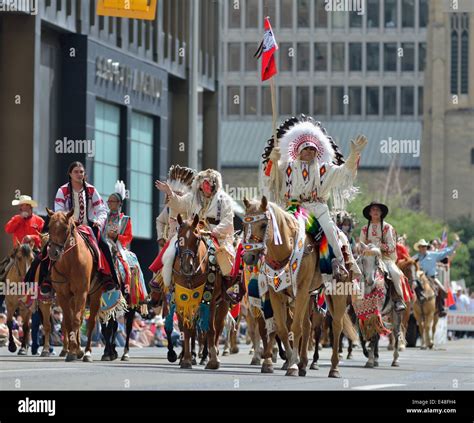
[
  {"left": 191, "top": 169, "right": 223, "bottom": 195},
  {"left": 167, "top": 165, "right": 196, "bottom": 195}
]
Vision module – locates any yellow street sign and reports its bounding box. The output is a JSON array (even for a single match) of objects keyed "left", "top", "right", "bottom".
[{"left": 96, "top": 0, "right": 157, "bottom": 20}]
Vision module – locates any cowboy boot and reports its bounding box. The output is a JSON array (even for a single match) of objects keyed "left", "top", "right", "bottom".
[
  {"left": 387, "top": 277, "right": 406, "bottom": 312},
  {"left": 39, "top": 279, "right": 53, "bottom": 299}
]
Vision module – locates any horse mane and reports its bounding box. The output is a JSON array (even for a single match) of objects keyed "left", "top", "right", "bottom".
[
  {"left": 267, "top": 201, "right": 299, "bottom": 232},
  {"left": 397, "top": 257, "right": 418, "bottom": 271}
]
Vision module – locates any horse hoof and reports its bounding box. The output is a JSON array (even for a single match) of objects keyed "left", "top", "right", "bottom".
[
  {"left": 40, "top": 350, "right": 51, "bottom": 358},
  {"left": 374, "top": 360, "right": 379, "bottom": 367},
  {"left": 192, "top": 357, "right": 197, "bottom": 365},
  {"left": 249, "top": 349, "right": 254, "bottom": 355},
  {"left": 329, "top": 369, "right": 341, "bottom": 378},
  {"left": 180, "top": 361, "right": 192, "bottom": 369},
  {"left": 199, "top": 359, "right": 208, "bottom": 366},
  {"left": 167, "top": 351, "right": 178, "bottom": 363},
  {"left": 420, "top": 346, "right": 427, "bottom": 350},
  {"left": 76, "top": 350, "right": 84, "bottom": 360},
  {"left": 230, "top": 347, "right": 239, "bottom": 354},
  {"left": 310, "top": 362, "right": 319, "bottom": 370},
  {"left": 281, "top": 361, "right": 289, "bottom": 371},
  {"left": 121, "top": 355, "right": 129, "bottom": 362},
  {"left": 428, "top": 344, "right": 434, "bottom": 350},
  {"left": 261, "top": 363, "right": 274, "bottom": 373},
  {"left": 285, "top": 367, "right": 299, "bottom": 377},
  {"left": 298, "top": 368, "right": 307, "bottom": 377},
  {"left": 391, "top": 361, "right": 400, "bottom": 367},
  {"left": 59, "top": 350, "right": 68, "bottom": 357},
  {"left": 364, "top": 362, "right": 374, "bottom": 368},
  {"left": 83, "top": 354, "right": 93, "bottom": 363},
  {"left": 205, "top": 360, "right": 220, "bottom": 370},
  {"left": 65, "top": 353, "right": 77, "bottom": 362},
  {"left": 250, "top": 357, "right": 261, "bottom": 366},
  {"left": 347, "top": 353, "right": 353, "bottom": 360},
  {"left": 8, "top": 343, "right": 17, "bottom": 353},
  {"left": 18, "top": 348, "right": 27, "bottom": 356},
  {"left": 101, "top": 354, "right": 111, "bottom": 361},
  {"left": 111, "top": 352, "right": 118, "bottom": 361},
  {"left": 222, "top": 350, "right": 230, "bottom": 356}
]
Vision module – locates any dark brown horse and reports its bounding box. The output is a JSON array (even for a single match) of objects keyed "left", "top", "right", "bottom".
[
  {"left": 173, "top": 213, "right": 231, "bottom": 369},
  {"left": 46, "top": 208, "right": 102, "bottom": 362}
]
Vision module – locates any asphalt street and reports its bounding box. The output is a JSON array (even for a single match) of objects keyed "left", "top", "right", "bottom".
[{"left": 0, "top": 338, "right": 472, "bottom": 391}]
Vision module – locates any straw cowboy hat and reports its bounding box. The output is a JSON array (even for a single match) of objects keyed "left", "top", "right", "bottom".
[
  {"left": 11, "top": 195, "right": 38, "bottom": 208},
  {"left": 363, "top": 201, "right": 389, "bottom": 220},
  {"left": 414, "top": 239, "right": 430, "bottom": 250}
]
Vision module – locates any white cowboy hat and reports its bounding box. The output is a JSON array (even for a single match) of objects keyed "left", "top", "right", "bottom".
[
  {"left": 414, "top": 239, "right": 430, "bottom": 250},
  {"left": 11, "top": 195, "right": 38, "bottom": 208}
]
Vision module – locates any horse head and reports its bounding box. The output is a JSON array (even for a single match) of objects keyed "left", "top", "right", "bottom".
[
  {"left": 9, "top": 243, "right": 34, "bottom": 281},
  {"left": 46, "top": 208, "right": 75, "bottom": 262},
  {"left": 176, "top": 213, "right": 204, "bottom": 278},
  {"left": 242, "top": 196, "right": 270, "bottom": 266},
  {"left": 358, "top": 242, "right": 383, "bottom": 290}
]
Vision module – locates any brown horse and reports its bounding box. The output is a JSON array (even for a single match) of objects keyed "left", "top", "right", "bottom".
[
  {"left": 5, "top": 243, "right": 35, "bottom": 354},
  {"left": 46, "top": 208, "right": 102, "bottom": 362},
  {"left": 242, "top": 197, "right": 321, "bottom": 377},
  {"left": 172, "top": 213, "right": 230, "bottom": 369}
]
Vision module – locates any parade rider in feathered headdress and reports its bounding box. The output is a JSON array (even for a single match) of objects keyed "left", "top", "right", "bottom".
[{"left": 260, "top": 115, "right": 368, "bottom": 278}]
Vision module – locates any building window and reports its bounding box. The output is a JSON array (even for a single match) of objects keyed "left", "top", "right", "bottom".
[
  {"left": 384, "top": 0, "right": 397, "bottom": 28},
  {"left": 246, "top": 0, "right": 258, "bottom": 28},
  {"left": 401, "top": 42, "right": 415, "bottom": 71},
  {"left": 451, "top": 13, "right": 470, "bottom": 95},
  {"left": 331, "top": 86, "right": 344, "bottom": 115},
  {"left": 94, "top": 100, "right": 120, "bottom": 200},
  {"left": 366, "top": 87, "right": 379, "bottom": 115},
  {"left": 419, "top": 0, "right": 428, "bottom": 28},
  {"left": 349, "top": 43, "right": 362, "bottom": 71},
  {"left": 332, "top": 42, "right": 345, "bottom": 71},
  {"left": 228, "top": 43, "right": 241, "bottom": 72},
  {"left": 383, "top": 86, "right": 397, "bottom": 115},
  {"left": 227, "top": 86, "right": 241, "bottom": 115},
  {"left": 130, "top": 112, "right": 154, "bottom": 239},
  {"left": 348, "top": 86, "right": 361, "bottom": 115},
  {"left": 419, "top": 42, "right": 426, "bottom": 71},
  {"left": 229, "top": 0, "right": 241, "bottom": 28},
  {"left": 350, "top": 11, "right": 362, "bottom": 28},
  {"left": 297, "top": 87, "right": 310, "bottom": 114},
  {"left": 297, "top": 0, "right": 310, "bottom": 28},
  {"left": 280, "top": 42, "right": 293, "bottom": 72},
  {"left": 279, "top": 86, "right": 293, "bottom": 115},
  {"left": 332, "top": 11, "right": 346, "bottom": 29},
  {"left": 262, "top": 86, "right": 272, "bottom": 115},
  {"left": 297, "top": 43, "right": 310, "bottom": 71},
  {"left": 245, "top": 86, "right": 257, "bottom": 115},
  {"left": 402, "top": 0, "right": 414, "bottom": 28},
  {"left": 471, "top": 149, "right": 474, "bottom": 165},
  {"left": 384, "top": 42, "right": 397, "bottom": 71},
  {"left": 314, "top": 43, "right": 328, "bottom": 71},
  {"left": 401, "top": 86, "right": 414, "bottom": 115},
  {"left": 315, "top": 0, "right": 327, "bottom": 28},
  {"left": 367, "top": 43, "right": 380, "bottom": 71},
  {"left": 367, "top": 0, "right": 379, "bottom": 28},
  {"left": 265, "top": 0, "right": 277, "bottom": 23},
  {"left": 418, "top": 86, "right": 423, "bottom": 115},
  {"left": 314, "top": 86, "right": 327, "bottom": 115},
  {"left": 280, "top": 0, "right": 293, "bottom": 28},
  {"left": 245, "top": 43, "right": 258, "bottom": 72}
]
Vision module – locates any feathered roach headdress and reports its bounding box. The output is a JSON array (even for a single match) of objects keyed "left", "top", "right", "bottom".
[
  {"left": 259, "top": 114, "right": 356, "bottom": 210},
  {"left": 167, "top": 165, "right": 196, "bottom": 194},
  {"left": 112, "top": 180, "right": 127, "bottom": 203}
]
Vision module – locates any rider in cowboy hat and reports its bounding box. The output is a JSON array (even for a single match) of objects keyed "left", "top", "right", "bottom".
[
  {"left": 359, "top": 201, "right": 406, "bottom": 312},
  {"left": 412, "top": 236, "right": 460, "bottom": 317},
  {"left": 4, "top": 195, "right": 44, "bottom": 250}
]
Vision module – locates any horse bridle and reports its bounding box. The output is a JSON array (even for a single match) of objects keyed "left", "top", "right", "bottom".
[
  {"left": 242, "top": 212, "right": 270, "bottom": 254},
  {"left": 174, "top": 230, "right": 209, "bottom": 279},
  {"left": 48, "top": 221, "right": 76, "bottom": 261}
]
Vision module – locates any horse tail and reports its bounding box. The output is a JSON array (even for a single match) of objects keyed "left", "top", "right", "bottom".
[{"left": 342, "top": 311, "right": 358, "bottom": 343}]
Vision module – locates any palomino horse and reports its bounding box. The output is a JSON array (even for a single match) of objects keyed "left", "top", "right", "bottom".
[
  {"left": 242, "top": 197, "right": 321, "bottom": 377},
  {"left": 172, "top": 213, "right": 231, "bottom": 369},
  {"left": 412, "top": 267, "right": 438, "bottom": 349},
  {"left": 46, "top": 208, "right": 103, "bottom": 362},
  {"left": 356, "top": 243, "right": 403, "bottom": 368},
  {"left": 5, "top": 243, "right": 35, "bottom": 354}
]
